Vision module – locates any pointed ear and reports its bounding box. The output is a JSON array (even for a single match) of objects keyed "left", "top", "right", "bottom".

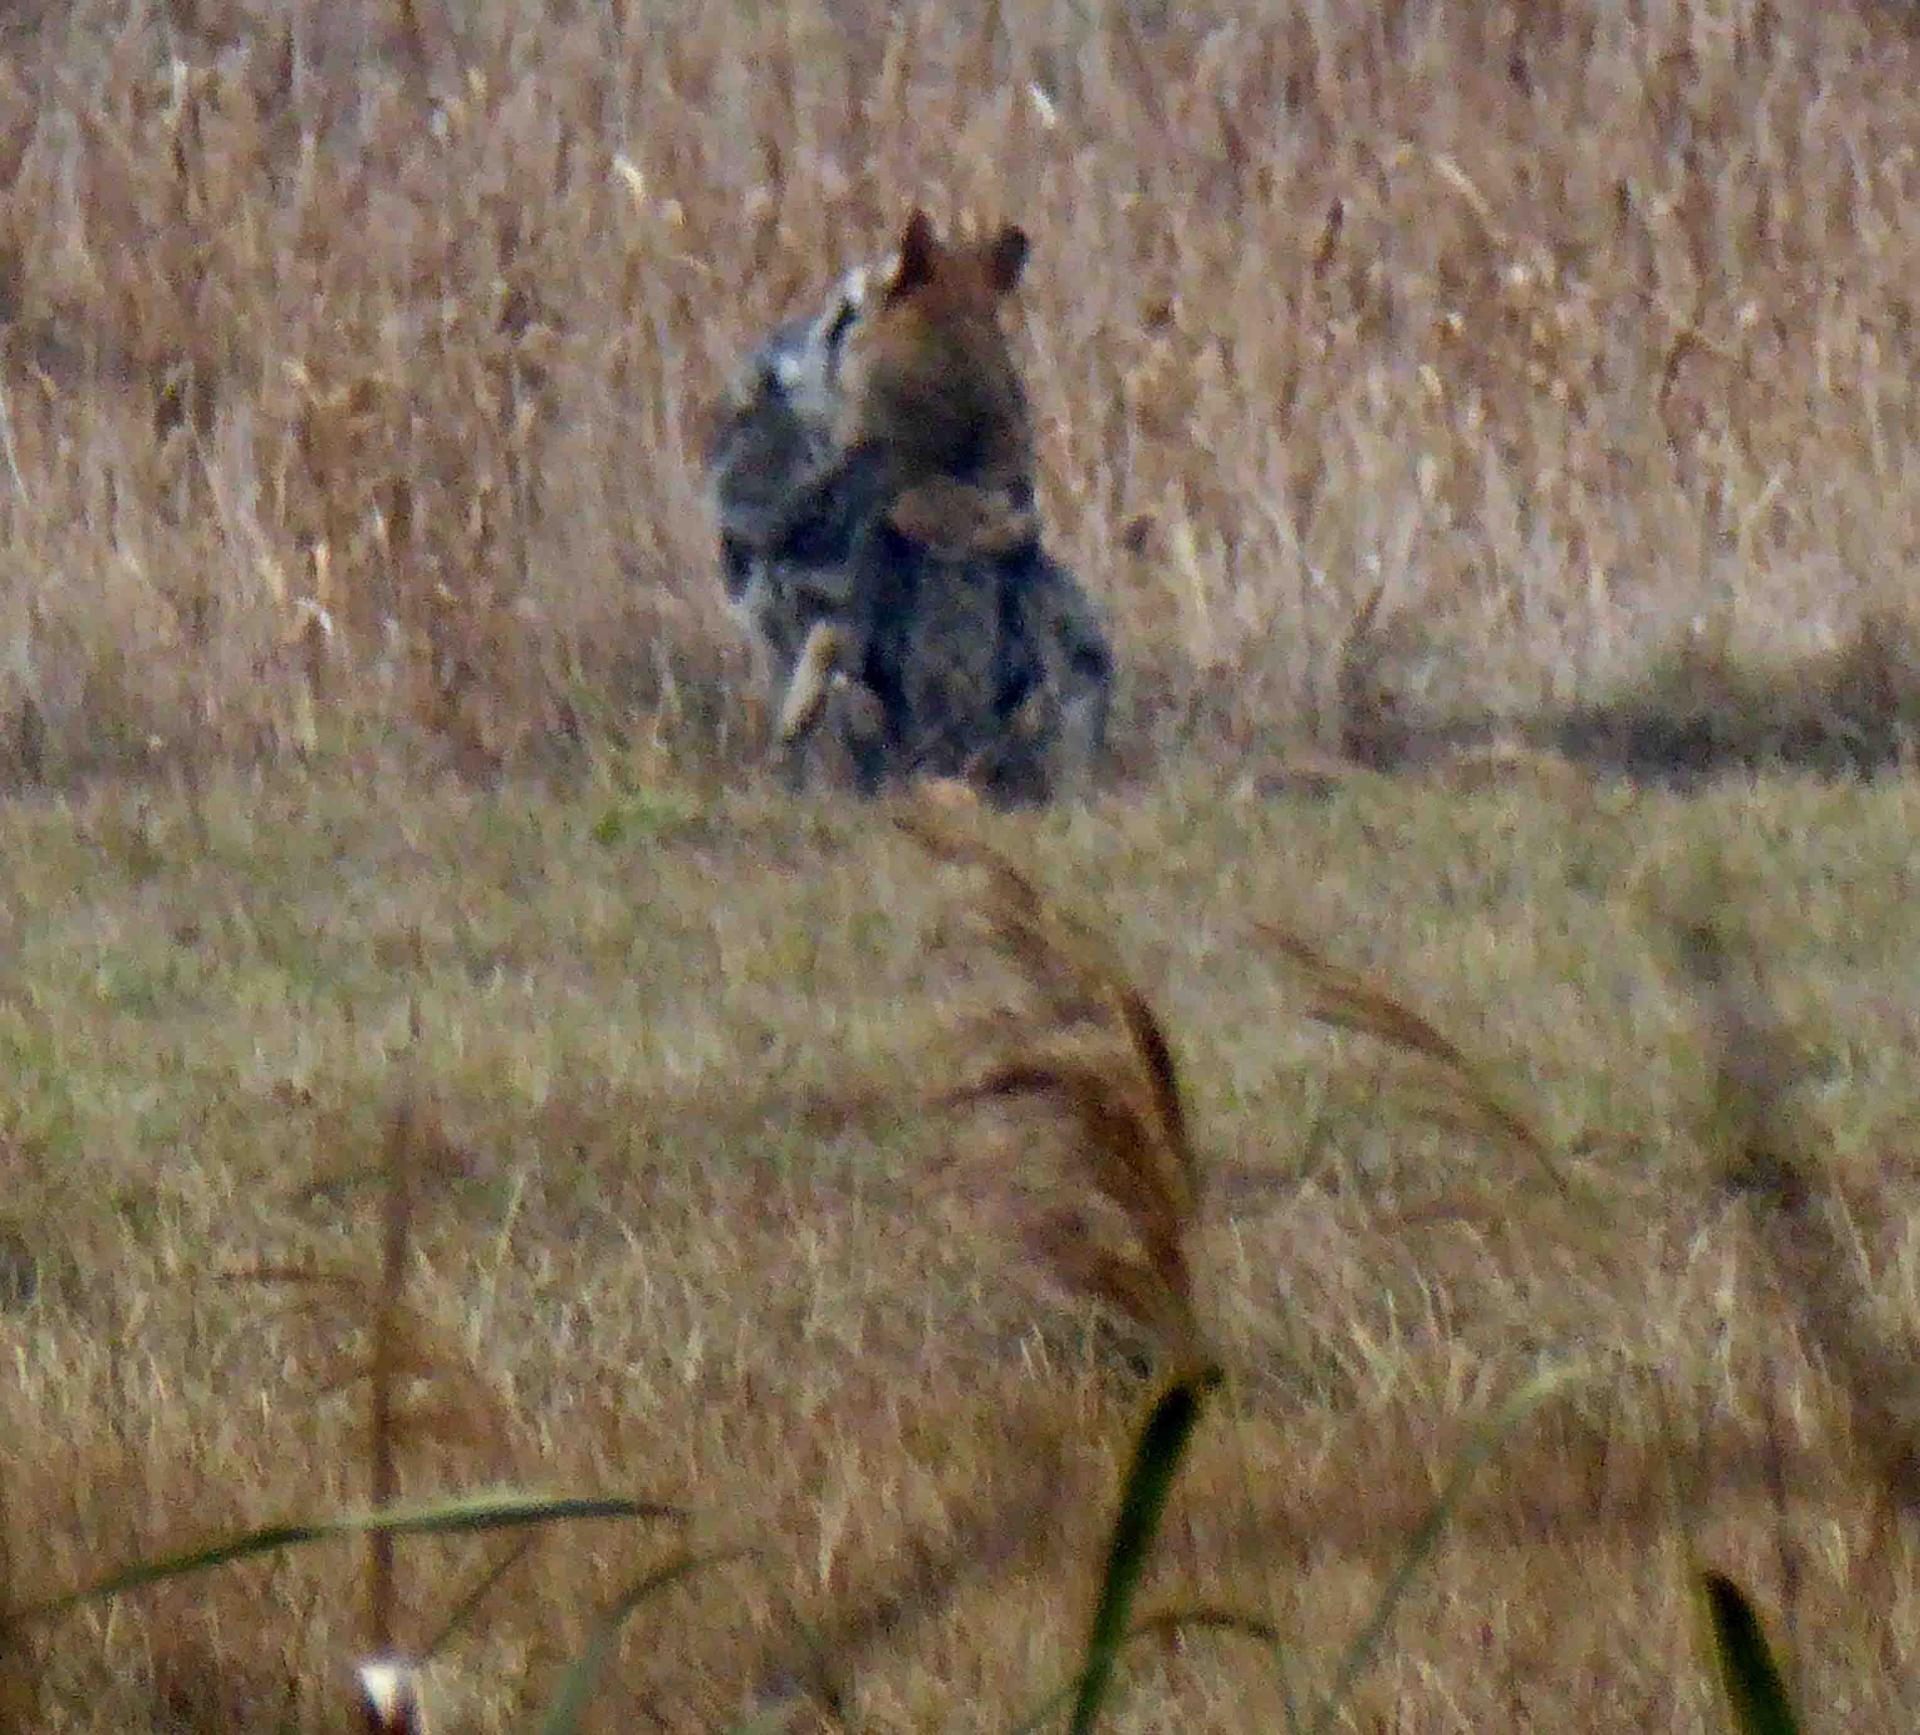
[
  {"left": 987, "top": 224, "right": 1030, "bottom": 295},
  {"left": 887, "top": 208, "right": 940, "bottom": 301}
]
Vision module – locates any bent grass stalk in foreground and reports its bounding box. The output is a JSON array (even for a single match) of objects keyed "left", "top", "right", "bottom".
[
  {"left": 1697, "top": 1569, "right": 1803, "bottom": 1735},
  {"left": 1068, "top": 1370, "right": 1224, "bottom": 1735},
  {"left": 14, "top": 1490, "right": 693, "bottom": 1628},
  {"left": 902, "top": 812, "right": 1209, "bottom": 1371},
  {"left": 904, "top": 813, "right": 1590, "bottom": 1732},
  {"left": 12, "top": 992, "right": 720, "bottom": 1728},
  {"left": 12, "top": 1490, "right": 720, "bottom": 1735},
  {"left": 1299, "top": 1362, "right": 1585, "bottom": 1735},
  {"left": 1009, "top": 1363, "right": 1585, "bottom": 1735},
  {"left": 1649, "top": 862, "right": 1920, "bottom": 1735},
  {"left": 1258, "top": 923, "right": 1571, "bottom": 1202},
  {"left": 535, "top": 1546, "right": 767, "bottom": 1735},
  {"left": 900, "top": 813, "right": 1231, "bottom": 1732}
]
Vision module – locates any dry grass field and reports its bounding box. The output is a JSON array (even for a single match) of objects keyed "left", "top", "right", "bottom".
[
  {"left": 8, "top": 763, "right": 1920, "bottom": 1731},
  {"left": 7, "top": 0, "right": 1920, "bottom": 1728},
  {"left": 2, "top": 0, "right": 1920, "bottom": 782}
]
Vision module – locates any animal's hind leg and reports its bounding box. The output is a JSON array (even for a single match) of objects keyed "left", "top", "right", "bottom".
[
  {"left": 773, "top": 619, "right": 848, "bottom": 791},
  {"left": 839, "top": 517, "right": 927, "bottom": 791},
  {"left": 1040, "top": 620, "right": 1113, "bottom": 798},
  {"left": 945, "top": 546, "right": 1115, "bottom": 807},
  {"left": 827, "top": 674, "right": 892, "bottom": 798}
]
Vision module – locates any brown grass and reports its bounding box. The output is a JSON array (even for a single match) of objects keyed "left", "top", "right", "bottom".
[
  {"left": 6, "top": 763, "right": 1920, "bottom": 1725},
  {"left": 10, "top": 0, "right": 1920, "bottom": 1726},
  {"left": 5, "top": 0, "right": 1920, "bottom": 788},
  {"left": 1674, "top": 895, "right": 1920, "bottom": 1508},
  {"left": 906, "top": 812, "right": 1210, "bottom": 1373}
]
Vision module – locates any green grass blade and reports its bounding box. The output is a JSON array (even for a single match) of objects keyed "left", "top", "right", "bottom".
[
  {"left": 1008, "top": 1606, "right": 1282, "bottom": 1735},
  {"left": 1066, "top": 1367, "right": 1221, "bottom": 1735},
  {"left": 1699, "top": 1571, "right": 1802, "bottom": 1735},
  {"left": 419, "top": 1536, "right": 538, "bottom": 1662},
  {"left": 536, "top": 1547, "right": 759, "bottom": 1735},
  {"left": 1306, "top": 1362, "right": 1584, "bottom": 1735},
  {"left": 21, "top": 1489, "right": 687, "bottom": 1622}
]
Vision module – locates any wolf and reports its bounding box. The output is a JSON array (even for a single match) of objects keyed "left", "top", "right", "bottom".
[{"left": 702, "top": 223, "right": 1113, "bottom": 803}]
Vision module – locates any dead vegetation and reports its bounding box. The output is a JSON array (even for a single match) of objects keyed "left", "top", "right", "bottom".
[
  {"left": 10, "top": 0, "right": 1920, "bottom": 1724},
  {"left": 1548, "top": 606, "right": 1920, "bottom": 782},
  {"left": 3, "top": 0, "right": 1920, "bottom": 789},
  {"left": 4, "top": 765, "right": 1920, "bottom": 1725},
  {"left": 907, "top": 814, "right": 1211, "bottom": 1376}
]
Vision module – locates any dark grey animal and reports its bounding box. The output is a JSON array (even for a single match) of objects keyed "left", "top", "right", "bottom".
[{"left": 703, "top": 257, "right": 1114, "bottom": 804}]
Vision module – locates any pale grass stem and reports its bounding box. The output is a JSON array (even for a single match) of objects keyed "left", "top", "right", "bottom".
[
  {"left": 902, "top": 811, "right": 1210, "bottom": 1376},
  {"left": 1257, "top": 922, "right": 1562, "bottom": 1191}
]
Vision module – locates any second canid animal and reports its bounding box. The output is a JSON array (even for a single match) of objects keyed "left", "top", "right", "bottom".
[
  {"left": 760, "top": 210, "right": 1038, "bottom": 774},
  {"left": 786, "top": 208, "right": 1037, "bottom": 549},
  {"left": 704, "top": 223, "right": 1113, "bottom": 800}
]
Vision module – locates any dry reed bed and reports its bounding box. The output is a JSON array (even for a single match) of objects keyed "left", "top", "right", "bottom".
[{"left": 1, "top": 0, "right": 1919, "bottom": 787}]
